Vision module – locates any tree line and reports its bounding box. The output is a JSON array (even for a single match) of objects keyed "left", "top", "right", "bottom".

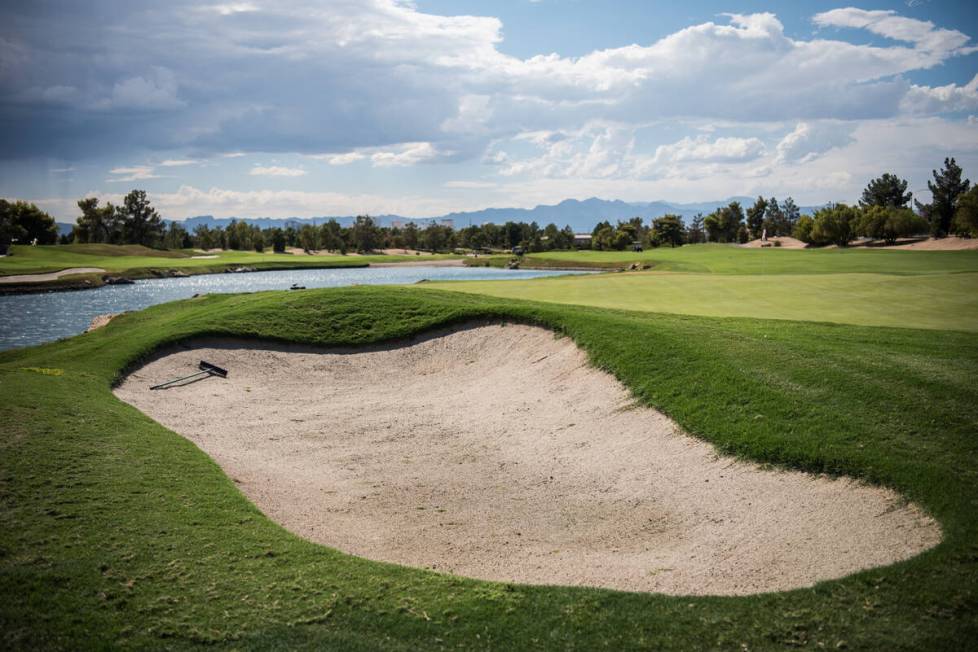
[{"left": 3, "top": 159, "right": 976, "bottom": 255}]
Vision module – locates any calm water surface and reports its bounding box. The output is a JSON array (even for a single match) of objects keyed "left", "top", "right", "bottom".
[{"left": 0, "top": 266, "right": 588, "bottom": 351}]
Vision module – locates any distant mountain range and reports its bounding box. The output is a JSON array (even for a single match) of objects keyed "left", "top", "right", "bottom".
[{"left": 58, "top": 197, "right": 825, "bottom": 235}]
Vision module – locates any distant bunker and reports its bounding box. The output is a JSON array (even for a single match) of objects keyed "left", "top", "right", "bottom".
[{"left": 114, "top": 323, "right": 941, "bottom": 596}]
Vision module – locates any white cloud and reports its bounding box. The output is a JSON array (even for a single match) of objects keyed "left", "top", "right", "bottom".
[
  {"left": 160, "top": 159, "right": 196, "bottom": 167},
  {"left": 105, "top": 67, "right": 184, "bottom": 111},
  {"left": 901, "top": 74, "right": 978, "bottom": 114},
  {"left": 309, "top": 152, "right": 367, "bottom": 166},
  {"left": 107, "top": 165, "right": 158, "bottom": 182},
  {"left": 813, "top": 8, "right": 971, "bottom": 56},
  {"left": 653, "top": 135, "right": 765, "bottom": 164},
  {"left": 249, "top": 165, "right": 307, "bottom": 177},
  {"left": 370, "top": 142, "right": 438, "bottom": 167},
  {"left": 775, "top": 122, "right": 855, "bottom": 164},
  {"left": 71, "top": 185, "right": 488, "bottom": 220},
  {"left": 444, "top": 180, "right": 497, "bottom": 189}
]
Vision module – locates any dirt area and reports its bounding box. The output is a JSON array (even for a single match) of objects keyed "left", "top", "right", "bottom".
[
  {"left": 0, "top": 267, "right": 106, "bottom": 283},
  {"left": 86, "top": 313, "right": 119, "bottom": 332},
  {"left": 741, "top": 236, "right": 807, "bottom": 249},
  {"left": 114, "top": 324, "right": 940, "bottom": 596},
  {"left": 878, "top": 236, "right": 978, "bottom": 250}
]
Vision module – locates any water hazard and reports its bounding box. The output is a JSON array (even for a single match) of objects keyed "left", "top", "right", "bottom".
[{"left": 0, "top": 265, "right": 588, "bottom": 351}]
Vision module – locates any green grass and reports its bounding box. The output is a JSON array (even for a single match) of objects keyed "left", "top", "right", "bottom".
[
  {"left": 433, "top": 271, "right": 978, "bottom": 332},
  {"left": 1, "top": 286, "right": 977, "bottom": 649},
  {"left": 509, "top": 244, "right": 978, "bottom": 274},
  {"left": 0, "top": 244, "right": 457, "bottom": 277}
]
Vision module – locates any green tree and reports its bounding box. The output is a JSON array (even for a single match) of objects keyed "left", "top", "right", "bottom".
[
  {"left": 860, "top": 173, "right": 911, "bottom": 208},
  {"left": 268, "top": 228, "right": 287, "bottom": 253},
  {"left": 119, "top": 190, "right": 164, "bottom": 247},
  {"left": 650, "top": 214, "right": 685, "bottom": 247},
  {"left": 809, "top": 204, "right": 858, "bottom": 247},
  {"left": 920, "top": 158, "right": 970, "bottom": 237},
  {"left": 319, "top": 219, "right": 345, "bottom": 253},
  {"left": 782, "top": 197, "right": 801, "bottom": 234},
  {"left": 746, "top": 196, "right": 767, "bottom": 239},
  {"left": 686, "top": 213, "right": 705, "bottom": 244},
  {"left": 952, "top": 185, "right": 978, "bottom": 237},
  {"left": 74, "top": 197, "right": 120, "bottom": 243},
  {"left": 793, "top": 215, "right": 814, "bottom": 244},
  {"left": 704, "top": 202, "right": 744, "bottom": 243},
  {"left": 763, "top": 197, "right": 790, "bottom": 236},
  {"left": 855, "top": 206, "right": 929, "bottom": 244},
  {"left": 162, "top": 221, "right": 191, "bottom": 249},
  {"left": 298, "top": 224, "right": 318, "bottom": 252},
  {"left": 0, "top": 200, "right": 59, "bottom": 245},
  {"left": 351, "top": 215, "right": 379, "bottom": 252},
  {"left": 0, "top": 199, "right": 28, "bottom": 252},
  {"left": 592, "top": 224, "right": 615, "bottom": 250}
]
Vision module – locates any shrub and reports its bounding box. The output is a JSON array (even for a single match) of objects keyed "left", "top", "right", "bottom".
[
  {"left": 809, "top": 204, "right": 859, "bottom": 247},
  {"left": 856, "top": 206, "right": 929, "bottom": 244}
]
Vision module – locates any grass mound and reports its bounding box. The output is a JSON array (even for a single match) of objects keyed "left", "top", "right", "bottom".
[{"left": 1, "top": 287, "right": 976, "bottom": 649}]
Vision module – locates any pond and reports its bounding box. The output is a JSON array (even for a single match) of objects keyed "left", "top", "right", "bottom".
[{"left": 0, "top": 265, "right": 589, "bottom": 351}]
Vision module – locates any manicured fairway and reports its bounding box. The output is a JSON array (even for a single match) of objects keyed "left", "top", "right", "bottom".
[
  {"left": 516, "top": 244, "right": 978, "bottom": 274},
  {"left": 1, "top": 287, "right": 977, "bottom": 649},
  {"left": 434, "top": 271, "right": 978, "bottom": 332}
]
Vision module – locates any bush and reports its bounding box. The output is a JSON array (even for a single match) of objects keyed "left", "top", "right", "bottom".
[
  {"left": 855, "top": 206, "right": 929, "bottom": 244},
  {"left": 793, "top": 215, "right": 814, "bottom": 244},
  {"left": 809, "top": 204, "right": 859, "bottom": 247},
  {"left": 953, "top": 186, "right": 978, "bottom": 238}
]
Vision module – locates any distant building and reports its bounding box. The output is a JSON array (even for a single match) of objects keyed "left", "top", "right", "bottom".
[
  {"left": 439, "top": 219, "right": 455, "bottom": 229},
  {"left": 573, "top": 233, "right": 592, "bottom": 246}
]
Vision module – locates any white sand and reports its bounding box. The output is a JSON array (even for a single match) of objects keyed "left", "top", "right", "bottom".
[
  {"left": 0, "top": 267, "right": 105, "bottom": 283},
  {"left": 114, "top": 324, "right": 940, "bottom": 596}
]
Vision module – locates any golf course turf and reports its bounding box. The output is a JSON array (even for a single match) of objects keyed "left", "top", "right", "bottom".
[
  {"left": 2, "top": 284, "right": 977, "bottom": 650},
  {"left": 445, "top": 246, "right": 978, "bottom": 332}
]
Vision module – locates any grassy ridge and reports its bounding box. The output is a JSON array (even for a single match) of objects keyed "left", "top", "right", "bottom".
[
  {"left": 0, "top": 244, "right": 456, "bottom": 277},
  {"left": 1, "top": 286, "right": 977, "bottom": 649},
  {"left": 433, "top": 271, "right": 978, "bottom": 332}
]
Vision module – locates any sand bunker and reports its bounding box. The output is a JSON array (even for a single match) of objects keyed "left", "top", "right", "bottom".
[{"left": 114, "top": 324, "right": 940, "bottom": 595}]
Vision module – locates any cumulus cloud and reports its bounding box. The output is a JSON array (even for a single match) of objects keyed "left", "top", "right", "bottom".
[
  {"left": 901, "top": 74, "right": 978, "bottom": 114},
  {"left": 775, "top": 122, "right": 856, "bottom": 164},
  {"left": 107, "top": 166, "right": 158, "bottom": 182},
  {"left": 653, "top": 136, "right": 766, "bottom": 164},
  {"left": 249, "top": 165, "right": 306, "bottom": 177},
  {"left": 1, "top": 1, "right": 975, "bottom": 163},
  {"left": 370, "top": 142, "right": 439, "bottom": 167},
  {"left": 104, "top": 67, "right": 184, "bottom": 111}
]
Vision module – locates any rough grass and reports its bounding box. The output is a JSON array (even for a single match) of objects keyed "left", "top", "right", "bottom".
[
  {"left": 1, "top": 286, "right": 977, "bottom": 650},
  {"left": 432, "top": 270, "right": 978, "bottom": 332}
]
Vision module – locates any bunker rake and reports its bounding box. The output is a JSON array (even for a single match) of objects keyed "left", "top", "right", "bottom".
[{"left": 150, "top": 360, "right": 229, "bottom": 390}]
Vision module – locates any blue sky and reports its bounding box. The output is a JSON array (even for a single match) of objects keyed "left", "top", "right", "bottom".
[{"left": 1, "top": 0, "right": 976, "bottom": 220}]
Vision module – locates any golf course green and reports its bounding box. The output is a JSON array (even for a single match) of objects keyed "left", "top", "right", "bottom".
[
  {"left": 443, "top": 246, "right": 978, "bottom": 332},
  {"left": 1, "top": 275, "right": 976, "bottom": 648}
]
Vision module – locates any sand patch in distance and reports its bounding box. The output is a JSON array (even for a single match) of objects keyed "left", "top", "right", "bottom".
[{"left": 114, "top": 324, "right": 940, "bottom": 595}]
